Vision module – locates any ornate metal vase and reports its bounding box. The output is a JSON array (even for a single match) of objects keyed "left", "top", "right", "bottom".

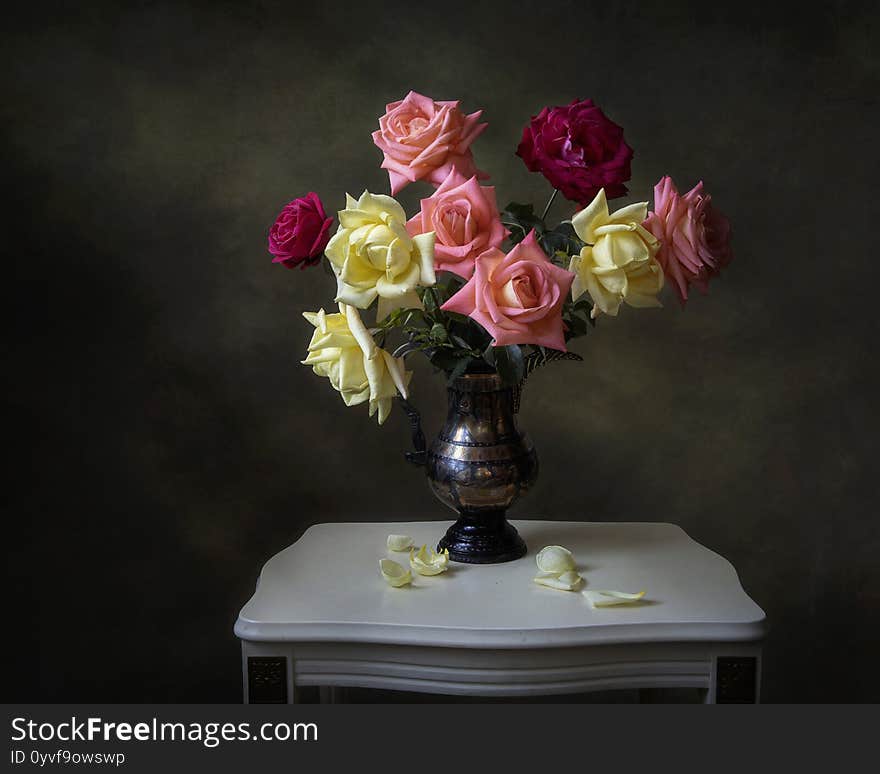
[{"left": 416, "top": 370, "right": 538, "bottom": 563}]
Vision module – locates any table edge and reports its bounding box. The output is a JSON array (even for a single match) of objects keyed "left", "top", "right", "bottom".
[{"left": 234, "top": 616, "right": 767, "bottom": 649}]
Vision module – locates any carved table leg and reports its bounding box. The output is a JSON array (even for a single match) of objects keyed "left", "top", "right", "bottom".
[
  {"left": 242, "top": 643, "right": 297, "bottom": 704},
  {"left": 706, "top": 650, "right": 762, "bottom": 704}
]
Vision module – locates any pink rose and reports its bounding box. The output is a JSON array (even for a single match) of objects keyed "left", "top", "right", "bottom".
[
  {"left": 516, "top": 99, "right": 633, "bottom": 207},
  {"left": 405, "top": 170, "right": 507, "bottom": 280},
  {"left": 642, "top": 176, "right": 734, "bottom": 305},
  {"left": 441, "top": 231, "right": 575, "bottom": 351},
  {"left": 372, "top": 91, "right": 488, "bottom": 195},
  {"left": 268, "top": 193, "right": 333, "bottom": 270}
]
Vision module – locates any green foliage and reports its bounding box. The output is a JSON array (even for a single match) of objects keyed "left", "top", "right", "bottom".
[
  {"left": 501, "top": 202, "right": 545, "bottom": 246},
  {"left": 540, "top": 221, "right": 585, "bottom": 259},
  {"left": 502, "top": 202, "right": 585, "bottom": 268},
  {"left": 378, "top": 277, "right": 492, "bottom": 383},
  {"left": 561, "top": 294, "right": 596, "bottom": 342}
]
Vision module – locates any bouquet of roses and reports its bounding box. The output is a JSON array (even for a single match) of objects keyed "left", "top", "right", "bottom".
[{"left": 268, "top": 91, "right": 733, "bottom": 425}]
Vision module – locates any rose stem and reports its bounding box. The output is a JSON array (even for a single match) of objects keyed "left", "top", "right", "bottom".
[{"left": 540, "top": 188, "right": 559, "bottom": 223}]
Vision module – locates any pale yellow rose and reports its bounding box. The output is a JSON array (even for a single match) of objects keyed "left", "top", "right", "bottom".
[
  {"left": 302, "top": 303, "right": 411, "bottom": 425},
  {"left": 569, "top": 189, "right": 664, "bottom": 317},
  {"left": 325, "top": 191, "right": 436, "bottom": 321}
]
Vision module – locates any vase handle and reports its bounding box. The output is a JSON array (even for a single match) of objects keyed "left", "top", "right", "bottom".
[{"left": 397, "top": 396, "right": 427, "bottom": 466}]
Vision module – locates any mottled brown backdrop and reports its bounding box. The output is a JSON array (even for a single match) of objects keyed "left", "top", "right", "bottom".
[{"left": 4, "top": 0, "right": 878, "bottom": 701}]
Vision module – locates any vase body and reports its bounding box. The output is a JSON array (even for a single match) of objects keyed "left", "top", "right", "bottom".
[{"left": 427, "top": 371, "right": 537, "bottom": 563}]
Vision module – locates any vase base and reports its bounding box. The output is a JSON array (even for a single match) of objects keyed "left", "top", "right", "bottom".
[{"left": 437, "top": 512, "right": 527, "bottom": 564}]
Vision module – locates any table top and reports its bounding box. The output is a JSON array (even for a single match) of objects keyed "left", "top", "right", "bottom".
[{"left": 235, "top": 520, "right": 766, "bottom": 649}]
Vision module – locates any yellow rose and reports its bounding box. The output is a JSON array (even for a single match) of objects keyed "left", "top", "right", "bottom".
[
  {"left": 325, "top": 191, "right": 436, "bottom": 320},
  {"left": 301, "top": 303, "right": 411, "bottom": 425},
  {"left": 569, "top": 189, "right": 664, "bottom": 317}
]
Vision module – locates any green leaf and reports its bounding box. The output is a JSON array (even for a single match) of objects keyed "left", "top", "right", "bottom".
[
  {"left": 503, "top": 202, "right": 536, "bottom": 219},
  {"left": 447, "top": 356, "right": 472, "bottom": 383},
  {"left": 493, "top": 344, "right": 524, "bottom": 385},
  {"left": 421, "top": 287, "right": 438, "bottom": 313},
  {"left": 501, "top": 201, "right": 546, "bottom": 247},
  {"left": 430, "top": 323, "right": 448, "bottom": 342},
  {"left": 443, "top": 310, "right": 470, "bottom": 325},
  {"left": 540, "top": 222, "right": 585, "bottom": 259},
  {"left": 566, "top": 314, "right": 588, "bottom": 337},
  {"left": 429, "top": 348, "right": 459, "bottom": 372}
]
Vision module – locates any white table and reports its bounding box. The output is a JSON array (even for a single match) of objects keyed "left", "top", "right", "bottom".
[{"left": 235, "top": 521, "right": 766, "bottom": 703}]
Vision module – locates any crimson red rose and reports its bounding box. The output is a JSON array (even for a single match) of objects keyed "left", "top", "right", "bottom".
[
  {"left": 516, "top": 99, "right": 633, "bottom": 207},
  {"left": 268, "top": 192, "right": 333, "bottom": 269}
]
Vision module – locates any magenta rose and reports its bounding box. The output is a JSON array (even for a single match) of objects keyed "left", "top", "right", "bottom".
[
  {"left": 268, "top": 193, "right": 333, "bottom": 270},
  {"left": 441, "top": 231, "right": 575, "bottom": 351},
  {"left": 642, "top": 176, "right": 733, "bottom": 305},
  {"left": 516, "top": 99, "right": 633, "bottom": 207},
  {"left": 372, "top": 91, "right": 488, "bottom": 195},
  {"left": 405, "top": 170, "right": 507, "bottom": 280}
]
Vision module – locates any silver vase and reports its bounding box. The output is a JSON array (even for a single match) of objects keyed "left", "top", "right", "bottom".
[{"left": 414, "top": 370, "right": 537, "bottom": 563}]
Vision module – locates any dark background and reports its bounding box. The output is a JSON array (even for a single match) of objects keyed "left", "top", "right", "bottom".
[{"left": 4, "top": 0, "right": 878, "bottom": 702}]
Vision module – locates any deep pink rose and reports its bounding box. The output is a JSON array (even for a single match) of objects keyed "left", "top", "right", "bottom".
[
  {"left": 372, "top": 91, "right": 488, "bottom": 195},
  {"left": 642, "top": 176, "right": 734, "bottom": 305},
  {"left": 268, "top": 193, "right": 333, "bottom": 270},
  {"left": 441, "top": 231, "right": 575, "bottom": 351},
  {"left": 516, "top": 99, "right": 633, "bottom": 206},
  {"left": 405, "top": 170, "right": 507, "bottom": 280}
]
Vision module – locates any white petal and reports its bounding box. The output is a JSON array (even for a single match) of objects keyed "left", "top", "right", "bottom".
[
  {"left": 582, "top": 589, "right": 647, "bottom": 608},
  {"left": 533, "top": 572, "right": 584, "bottom": 591},
  {"left": 386, "top": 534, "right": 413, "bottom": 551},
  {"left": 379, "top": 558, "right": 412, "bottom": 587},
  {"left": 536, "top": 545, "right": 577, "bottom": 574}
]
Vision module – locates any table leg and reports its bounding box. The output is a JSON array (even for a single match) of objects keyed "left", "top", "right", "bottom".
[
  {"left": 242, "top": 644, "right": 297, "bottom": 704},
  {"left": 708, "top": 651, "right": 762, "bottom": 704},
  {"left": 318, "top": 687, "right": 342, "bottom": 704}
]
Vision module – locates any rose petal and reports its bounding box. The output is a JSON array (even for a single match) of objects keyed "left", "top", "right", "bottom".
[
  {"left": 582, "top": 589, "right": 646, "bottom": 608},
  {"left": 379, "top": 558, "right": 412, "bottom": 587},
  {"left": 536, "top": 545, "right": 577, "bottom": 574},
  {"left": 386, "top": 534, "right": 414, "bottom": 552},
  {"left": 533, "top": 570, "right": 584, "bottom": 591},
  {"left": 409, "top": 545, "right": 450, "bottom": 576}
]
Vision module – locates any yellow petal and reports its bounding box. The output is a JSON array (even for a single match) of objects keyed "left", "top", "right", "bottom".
[
  {"left": 536, "top": 545, "right": 576, "bottom": 574},
  {"left": 607, "top": 200, "right": 648, "bottom": 225},
  {"left": 386, "top": 534, "right": 413, "bottom": 551},
  {"left": 582, "top": 589, "right": 646, "bottom": 608},
  {"left": 376, "top": 290, "right": 423, "bottom": 323},
  {"left": 571, "top": 189, "right": 609, "bottom": 243},
  {"left": 357, "top": 190, "right": 407, "bottom": 224},
  {"left": 379, "top": 558, "right": 412, "bottom": 587},
  {"left": 339, "top": 303, "right": 376, "bottom": 358},
  {"left": 412, "top": 231, "right": 437, "bottom": 287},
  {"left": 533, "top": 570, "right": 584, "bottom": 591},
  {"left": 380, "top": 349, "right": 410, "bottom": 400},
  {"left": 409, "top": 545, "right": 450, "bottom": 576}
]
